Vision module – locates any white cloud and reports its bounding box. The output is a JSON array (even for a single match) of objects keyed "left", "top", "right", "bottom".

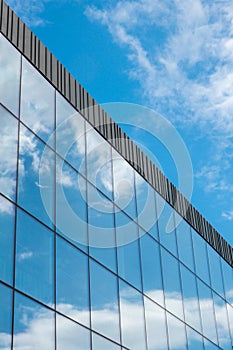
[
  {"left": 18, "top": 252, "right": 33, "bottom": 262},
  {"left": 222, "top": 210, "right": 233, "bottom": 221}
]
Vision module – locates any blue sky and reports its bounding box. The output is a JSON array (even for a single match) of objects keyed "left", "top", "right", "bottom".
[{"left": 6, "top": 0, "right": 233, "bottom": 246}]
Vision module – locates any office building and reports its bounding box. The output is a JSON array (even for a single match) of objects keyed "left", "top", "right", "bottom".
[{"left": 0, "top": 1, "right": 232, "bottom": 348}]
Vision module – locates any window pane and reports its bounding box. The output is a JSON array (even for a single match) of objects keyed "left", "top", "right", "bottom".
[
  {"left": 116, "top": 212, "right": 142, "bottom": 290},
  {"left": 192, "top": 230, "right": 210, "bottom": 285},
  {"left": 92, "top": 333, "right": 121, "bottom": 350},
  {"left": 166, "top": 313, "right": 187, "bottom": 350},
  {"left": 175, "top": 213, "right": 195, "bottom": 271},
  {"left": 56, "top": 237, "right": 89, "bottom": 327},
  {"left": 186, "top": 326, "right": 204, "bottom": 350},
  {"left": 221, "top": 259, "right": 233, "bottom": 305},
  {"left": 13, "top": 293, "right": 55, "bottom": 349},
  {"left": 0, "top": 106, "right": 18, "bottom": 201},
  {"left": 180, "top": 265, "right": 201, "bottom": 332},
  {"left": 86, "top": 125, "right": 113, "bottom": 200},
  {"left": 207, "top": 246, "right": 224, "bottom": 297},
  {"left": 156, "top": 195, "right": 178, "bottom": 257},
  {"left": 203, "top": 338, "right": 219, "bottom": 349},
  {"left": 56, "top": 92, "right": 86, "bottom": 176},
  {"left": 135, "top": 174, "right": 158, "bottom": 239},
  {"left": 113, "top": 150, "right": 136, "bottom": 219},
  {"left": 0, "top": 34, "right": 20, "bottom": 115},
  {"left": 140, "top": 233, "right": 164, "bottom": 306},
  {"left": 0, "top": 196, "right": 15, "bottom": 285},
  {"left": 213, "top": 292, "right": 232, "bottom": 349},
  {"left": 119, "top": 280, "right": 147, "bottom": 350},
  {"left": 197, "top": 279, "right": 217, "bottom": 344},
  {"left": 90, "top": 260, "right": 120, "bottom": 343},
  {"left": 15, "top": 210, "right": 54, "bottom": 305},
  {"left": 144, "top": 296, "right": 168, "bottom": 350},
  {"left": 18, "top": 124, "right": 54, "bottom": 228},
  {"left": 56, "top": 158, "right": 88, "bottom": 251},
  {"left": 161, "top": 248, "right": 184, "bottom": 320},
  {"left": 56, "top": 314, "right": 90, "bottom": 350},
  {"left": 0, "top": 283, "right": 12, "bottom": 350},
  {"left": 20, "top": 58, "right": 55, "bottom": 145},
  {"left": 226, "top": 304, "right": 233, "bottom": 343}
]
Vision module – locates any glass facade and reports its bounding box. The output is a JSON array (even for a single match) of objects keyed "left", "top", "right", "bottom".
[{"left": 0, "top": 27, "right": 232, "bottom": 350}]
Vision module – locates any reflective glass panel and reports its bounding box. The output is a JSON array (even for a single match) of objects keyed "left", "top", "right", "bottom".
[
  {"left": 166, "top": 312, "right": 187, "bottom": 350},
  {"left": 192, "top": 230, "right": 210, "bottom": 285},
  {"left": 0, "top": 34, "right": 20, "bottom": 115},
  {"left": 112, "top": 149, "right": 136, "bottom": 219},
  {"left": 13, "top": 293, "right": 55, "bottom": 349},
  {"left": 56, "top": 92, "right": 86, "bottom": 176},
  {"left": 119, "top": 280, "right": 147, "bottom": 350},
  {"left": 56, "top": 314, "right": 90, "bottom": 350},
  {"left": 203, "top": 338, "right": 219, "bottom": 349},
  {"left": 144, "top": 296, "right": 168, "bottom": 350},
  {"left": 135, "top": 173, "right": 158, "bottom": 239},
  {"left": 86, "top": 125, "right": 113, "bottom": 199},
  {"left": 156, "top": 194, "right": 178, "bottom": 257},
  {"left": 0, "top": 196, "right": 14, "bottom": 285},
  {"left": 175, "top": 212, "right": 195, "bottom": 271},
  {"left": 15, "top": 210, "right": 54, "bottom": 306},
  {"left": 20, "top": 58, "right": 55, "bottom": 145},
  {"left": 88, "top": 183, "right": 116, "bottom": 272},
  {"left": 186, "top": 326, "right": 204, "bottom": 350},
  {"left": 221, "top": 259, "right": 233, "bottom": 305},
  {"left": 56, "top": 157, "right": 88, "bottom": 251},
  {"left": 56, "top": 237, "right": 89, "bottom": 326},
  {"left": 116, "top": 211, "right": 142, "bottom": 290},
  {"left": 213, "top": 292, "right": 232, "bottom": 349},
  {"left": 0, "top": 283, "right": 12, "bottom": 350},
  {"left": 161, "top": 248, "right": 184, "bottom": 320},
  {"left": 18, "top": 124, "right": 54, "bottom": 228},
  {"left": 90, "top": 260, "right": 120, "bottom": 342},
  {"left": 0, "top": 106, "right": 18, "bottom": 201},
  {"left": 92, "top": 333, "right": 121, "bottom": 350},
  {"left": 226, "top": 304, "right": 233, "bottom": 343},
  {"left": 197, "top": 279, "right": 218, "bottom": 344},
  {"left": 180, "top": 265, "right": 201, "bottom": 332},
  {"left": 207, "top": 246, "right": 224, "bottom": 298},
  {"left": 140, "top": 232, "right": 164, "bottom": 306}
]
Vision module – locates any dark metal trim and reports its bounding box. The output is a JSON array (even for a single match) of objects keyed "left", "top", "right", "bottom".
[{"left": 0, "top": 0, "right": 232, "bottom": 267}]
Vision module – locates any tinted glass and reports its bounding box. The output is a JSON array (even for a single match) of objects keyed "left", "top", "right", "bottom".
[
  {"left": 119, "top": 280, "right": 146, "bottom": 350},
  {"left": 221, "top": 258, "right": 233, "bottom": 305},
  {"left": 56, "top": 237, "right": 89, "bottom": 326},
  {"left": 213, "top": 292, "right": 232, "bottom": 349},
  {"left": 18, "top": 124, "right": 54, "bottom": 228},
  {"left": 13, "top": 293, "right": 55, "bottom": 349},
  {"left": 15, "top": 210, "right": 54, "bottom": 305},
  {"left": 0, "top": 283, "right": 12, "bottom": 350},
  {"left": 0, "top": 34, "right": 20, "bottom": 115},
  {"left": 90, "top": 260, "right": 120, "bottom": 342},
  {"left": 140, "top": 232, "right": 164, "bottom": 306},
  {"left": 20, "top": 58, "right": 55, "bottom": 145},
  {"left": 56, "top": 314, "right": 90, "bottom": 350},
  {"left": 192, "top": 230, "right": 210, "bottom": 285},
  {"left": 207, "top": 246, "right": 224, "bottom": 297},
  {"left": 0, "top": 106, "right": 18, "bottom": 201},
  {"left": 0, "top": 196, "right": 15, "bottom": 285}
]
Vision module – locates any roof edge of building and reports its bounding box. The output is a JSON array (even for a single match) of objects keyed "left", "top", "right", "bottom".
[{"left": 1, "top": 0, "right": 232, "bottom": 266}]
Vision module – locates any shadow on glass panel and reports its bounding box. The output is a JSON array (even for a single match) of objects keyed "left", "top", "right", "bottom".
[
  {"left": 112, "top": 149, "right": 137, "bottom": 220},
  {"left": 161, "top": 248, "right": 184, "bottom": 320},
  {"left": 18, "top": 124, "right": 54, "bottom": 228},
  {"left": 56, "top": 157, "right": 88, "bottom": 252},
  {"left": 15, "top": 209, "right": 54, "bottom": 306},
  {"left": 166, "top": 312, "right": 187, "bottom": 350},
  {"left": 56, "top": 92, "right": 86, "bottom": 177},
  {"left": 0, "top": 196, "right": 15, "bottom": 286},
  {"left": 56, "top": 236, "right": 89, "bottom": 327},
  {"left": 144, "top": 296, "right": 168, "bottom": 350},
  {"left": 86, "top": 125, "right": 113, "bottom": 200},
  {"left": 0, "top": 34, "right": 21, "bottom": 116},
  {"left": 92, "top": 332, "right": 121, "bottom": 350},
  {"left": 13, "top": 293, "right": 55, "bottom": 350},
  {"left": 90, "top": 260, "right": 120, "bottom": 343},
  {"left": 135, "top": 173, "right": 158, "bottom": 239},
  {"left": 186, "top": 327, "right": 204, "bottom": 350},
  {"left": 213, "top": 292, "right": 232, "bottom": 349},
  {"left": 20, "top": 58, "right": 55, "bottom": 146},
  {"left": 140, "top": 232, "right": 164, "bottom": 306},
  {"left": 119, "top": 280, "right": 147, "bottom": 350},
  {"left": 0, "top": 106, "right": 18, "bottom": 202},
  {"left": 56, "top": 314, "right": 90, "bottom": 350},
  {"left": 0, "top": 283, "right": 12, "bottom": 350}
]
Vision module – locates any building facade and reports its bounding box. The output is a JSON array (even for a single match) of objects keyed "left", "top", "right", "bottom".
[{"left": 0, "top": 1, "right": 232, "bottom": 349}]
